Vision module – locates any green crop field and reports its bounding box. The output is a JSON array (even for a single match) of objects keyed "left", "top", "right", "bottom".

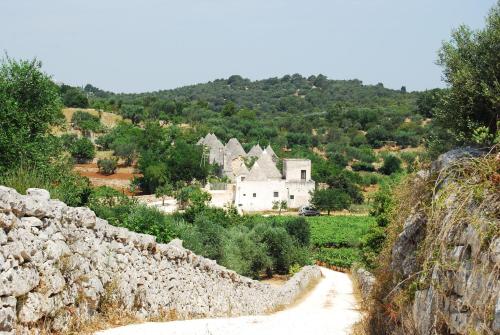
[
  {"left": 315, "top": 247, "right": 362, "bottom": 269},
  {"left": 309, "top": 215, "right": 376, "bottom": 247},
  {"left": 308, "top": 215, "right": 376, "bottom": 268}
]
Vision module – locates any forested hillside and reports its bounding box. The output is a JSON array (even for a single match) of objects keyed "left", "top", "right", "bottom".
[{"left": 82, "top": 75, "right": 426, "bottom": 151}]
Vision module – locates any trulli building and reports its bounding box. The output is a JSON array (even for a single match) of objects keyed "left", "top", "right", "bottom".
[{"left": 197, "top": 134, "right": 315, "bottom": 212}]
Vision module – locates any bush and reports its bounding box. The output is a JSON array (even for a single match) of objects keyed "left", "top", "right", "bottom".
[
  {"left": 97, "top": 158, "right": 118, "bottom": 175},
  {"left": 69, "top": 137, "right": 95, "bottom": 163},
  {"left": 60, "top": 133, "right": 78, "bottom": 149},
  {"left": 0, "top": 164, "right": 91, "bottom": 207},
  {"left": 284, "top": 217, "right": 310, "bottom": 246},
  {"left": 61, "top": 85, "right": 88, "bottom": 108},
  {"left": 221, "top": 227, "right": 272, "bottom": 278},
  {"left": 71, "top": 110, "right": 103, "bottom": 132},
  {"left": 123, "top": 205, "right": 176, "bottom": 243},
  {"left": 255, "top": 224, "right": 295, "bottom": 275},
  {"left": 379, "top": 155, "right": 402, "bottom": 175},
  {"left": 351, "top": 162, "right": 375, "bottom": 172}
]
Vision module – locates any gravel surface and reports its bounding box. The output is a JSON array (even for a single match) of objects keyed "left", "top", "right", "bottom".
[{"left": 97, "top": 267, "right": 361, "bottom": 335}]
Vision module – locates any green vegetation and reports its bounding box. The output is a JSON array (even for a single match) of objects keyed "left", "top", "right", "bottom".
[
  {"left": 310, "top": 188, "right": 351, "bottom": 215},
  {"left": 97, "top": 158, "right": 118, "bottom": 175},
  {"left": 60, "top": 84, "right": 89, "bottom": 108},
  {"left": 315, "top": 248, "right": 361, "bottom": 269},
  {"left": 309, "top": 215, "right": 376, "bottom": 248},
  {"left": 426, "top": 3, "right": 500, "bottom": 155},
  {"left": 0, "top": 57, "right": 63, "bottom": 173},
  {"left": 71, "top": 110, "right": 104, "bottom": 133},
  {"left": 379, "top": 154, "right": 402, "bottom": 175},
  {"left": 87, "top": 186, "right": 312, "bottom": 278},
  {"left": 69, "top": 137, "right": 95, "bottom": 163}
]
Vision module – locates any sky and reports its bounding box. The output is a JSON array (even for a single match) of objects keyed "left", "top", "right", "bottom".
[{"left": 1, "top": 0, "right": 496, "bottom": 93}]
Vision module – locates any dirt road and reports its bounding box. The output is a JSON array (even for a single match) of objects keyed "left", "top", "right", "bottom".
[{"left": 97, "top": 267, "right": 361, "bottom": 335}]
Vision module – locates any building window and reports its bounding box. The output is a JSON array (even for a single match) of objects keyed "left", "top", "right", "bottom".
[
  {"left": 301, "top": 170, "right": 306, "bottom": 180},
  {"left": 290, "top": 195, "right": 295, "bottom": 200},
  {"left": 273, "top": 192, "right": 279, "bottom": 197},
  {"left": 241, "top": 177, "right": 245, "bottom": 181},
  {"left": 243, "top": 194, "right": 246, "bottom": 196},
  {"left": 253, "top": 193, "right": 256, "bottom": 198}
]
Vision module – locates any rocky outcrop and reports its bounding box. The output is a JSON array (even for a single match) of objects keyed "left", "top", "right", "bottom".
[
  {"left": 388, "top": 151, "right": 499, "bottom": 334},
  {"left": 0, "top": 186, "right": 322, "bottom": 334}
]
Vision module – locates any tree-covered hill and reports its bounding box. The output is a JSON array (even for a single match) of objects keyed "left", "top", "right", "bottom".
[
  {"left": 78, "top": 74, "right": 425, "bottom": 152},
  {"left": 86, "top": 74, "right": 415, "bottom": 115}
]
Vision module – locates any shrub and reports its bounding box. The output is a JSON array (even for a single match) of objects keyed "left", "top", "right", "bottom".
[
  {"left": 221, "top": 227, "right": 272, "bottom": 279},
  {"left": 123, "top": 205, "right": 176, "bottom": 243},
  {"left": 284, "top": 217, "right": 310, "bottom": 247},
  {"left": 71, "top": 110, "right": 103, "bottom": 132},
  {"left": 97, "top": 158, "right": 118, "bottom": 175},
  {"left": 351, "top": 162, "right": 375, "bottom": 172},
  {"left": 69, "top": 137, "right": 95, "bottom": 163},
  {"left": 0, "top": 164, "right": 91, "bottom": 207},
  {"left": 261, "top": 226, "right": 295, "bottom": 275},
  {"left": 327, "top": 152, "right": 348, "bottom": 167},
  {"left": 379, "top": 155, "right": 402, "bottom": 175},
  {"left": 60, "top": 85, "right": 88, "bottom": 108}
]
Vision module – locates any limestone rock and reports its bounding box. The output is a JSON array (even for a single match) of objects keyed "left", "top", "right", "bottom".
[
  {"left": 26, "top": 189, "right": 50, "bottom": 202},
  {"left": 17, "top": 292, "right": 45, "bottom": 323},
  {"left": 0, "top": 267, "right": 40, "bottom": 297},
  {"left": 0, "top": 306, "right": 15, "bottom": 332},
  {"left": 355, "top": 268, "right": 375, "bottom": 301},
  {"left": 391, "top": 212, "right": 427, "bottom": 278}
]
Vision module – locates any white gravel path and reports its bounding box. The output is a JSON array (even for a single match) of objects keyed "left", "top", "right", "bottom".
[{"left": 96, "top": 267, "right": 361, "bottom": 335}]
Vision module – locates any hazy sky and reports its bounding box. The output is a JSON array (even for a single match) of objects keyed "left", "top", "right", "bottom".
[{"left": 1, "top": 0, "right": 495, "bottom": 92}]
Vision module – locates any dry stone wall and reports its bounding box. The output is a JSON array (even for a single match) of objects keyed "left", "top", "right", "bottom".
[{"left": 0, "top": 186, "right": 322, "bottom": 334}]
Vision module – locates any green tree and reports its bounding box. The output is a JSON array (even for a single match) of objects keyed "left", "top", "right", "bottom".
[
  {"left": 142, "top": 163, "right": 168, "bottom": 194},
  {"left": 60, "top": 84, "right": 89, "bottom": 108},
  {"left": 272, "top": 200, "right": 288, "bottom": 215},
  {"left": 71, "top": 110, "right": 103, "bottom": 133},
  {"left": 165, "top": 140, "right": 210, "bottom": 184},
  {"left": 120, "top": 104, "right": 144, "bottom": 124},
  {"left": 222, "top": 101, "right": 236, "bottom": 117},
  {"left": 69, "top": 137, "right": 95, "bottom": 163},
  {"left": 435, "top": 3, "right": 499, "bottom": 146},
  {"left": 310, "top": 188, "right": 351, "bottom": 215},
  {"left": 284, "top": 217, "right": 310, "bottom": 247},
  {"left": 112, "top": 142, "right": 136, "bottom": 166},
  {"left": 379, "top": 155, "right": 402, "bottom": 175},
  {"left": 416, "top": 88, "right": 442, "bottom": 118},
  {"left": 0, "top": 57, "right": 63, "bottom": 172},
  {"left": 97, "top": 158, "right": 118, "bottom": 175},
  {"left": 155, "top": 183, "right": 174, "bottom": 205}
]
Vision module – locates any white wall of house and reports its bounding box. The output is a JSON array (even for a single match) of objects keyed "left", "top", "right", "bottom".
[
  {"left": 283, "top": 159, "right": 312, "bottom": 182},
  {"left": 235, "top": 179, "right": 314, "bottom": 212},
  {"left": 286, "top": 180, "right": 315, "bottom": 209},
  {"left": 208, "top": 189, "right": 235, "bottom": 209},
  {"left": 235, "top": 179, "right": 287, "bottom": 212}
]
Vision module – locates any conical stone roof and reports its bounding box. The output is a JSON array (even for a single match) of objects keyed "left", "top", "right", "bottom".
[
  {"left": 232, "top": 157, "right": 250, "bottom": 176},
  {"left": 204, "top": 133, "right": 224, "bottom": 150},
  {"left": 225, "top": 138, "right": 246, "bottom": 158},
  {"left": 247, "top": 144, "right": 263, "bottom": 158},
  {"left": 264, "top": 144, "right": 278, "bottom": 161},
  {"left": 246, "top": 152, "right": 282, "bottom": 181}
]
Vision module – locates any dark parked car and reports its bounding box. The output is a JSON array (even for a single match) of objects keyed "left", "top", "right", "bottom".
[{"left": 298, "top": 206, "right": 320, "bottom": 216}]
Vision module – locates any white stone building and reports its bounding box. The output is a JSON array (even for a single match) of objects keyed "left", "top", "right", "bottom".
[{"left": 198, "top": 134, "right": 315, "bottom": 212}]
